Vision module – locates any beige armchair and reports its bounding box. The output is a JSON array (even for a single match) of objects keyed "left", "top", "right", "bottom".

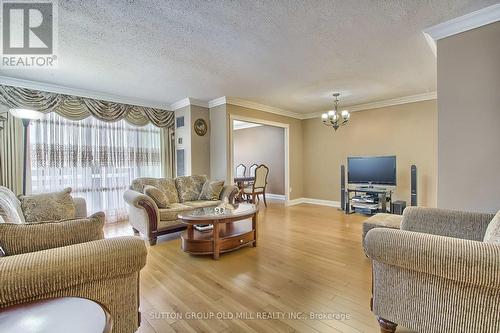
[
  {"left": 365, "top": 207, "right": 500, "bottom": 333},
  {"left": 0, "top": 213, "right": 148, "bottom": 333}
]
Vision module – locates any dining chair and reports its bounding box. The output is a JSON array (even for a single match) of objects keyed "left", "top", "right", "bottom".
[
  {"left": 248, "top": 164, "right": 258, "bottom": 178},
  {"left": 243, "top": 164, "right": 269, "bottom": 207},
  {"left": 235, "top": 164, "right": 247, "bottom": 178}
]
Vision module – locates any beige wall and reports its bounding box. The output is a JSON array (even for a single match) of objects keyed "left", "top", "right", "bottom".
[
  {"left": 233, "top": 125, "right": 285, "bottom": 195},
  {"left": 209, "top": 104, "right": 228, "bottom": 181},
  {"left": 437, "top": 22, "right": 500, "bottom": 213},
  {"left": 190, "top": 105, "right": 210, "bottom": 176},
  {"left": 302, "top": 100, "right": 438, "bottom": 207},
  {"left": 226, "top": 104, "right": 304, "bottom": 200}
]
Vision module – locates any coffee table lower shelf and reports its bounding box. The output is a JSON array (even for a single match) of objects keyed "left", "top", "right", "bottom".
[{"left": 181, "top": 220, "right": 256, "bottom": 259}]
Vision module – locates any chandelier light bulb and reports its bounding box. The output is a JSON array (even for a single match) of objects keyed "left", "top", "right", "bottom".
[
  {"left": 321, "top": 113, "right": 328, "bottom": 121},
  {"left": 327, "top": 110, "right": 335, "bottom": 118},
  {"left": 341, "top": 110, "right": 350, "bottom": 120}
]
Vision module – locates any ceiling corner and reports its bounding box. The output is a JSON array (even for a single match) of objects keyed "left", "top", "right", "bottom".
[{"left": 423, "top": 4, "right": 500, "bottom": 41}]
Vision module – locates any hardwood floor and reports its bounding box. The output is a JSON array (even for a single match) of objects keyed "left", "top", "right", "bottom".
[{"left": 105, "top": 201, "right": 415, "bottom": 333}]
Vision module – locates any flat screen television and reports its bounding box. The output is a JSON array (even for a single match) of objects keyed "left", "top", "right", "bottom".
[{"left": 347, "top": 156, "right": 396, "bottom": 186}]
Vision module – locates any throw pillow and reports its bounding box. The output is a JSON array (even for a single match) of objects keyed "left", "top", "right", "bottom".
[
  {"left": 143, "top": 185, "right": 169, "bottom": 208},
  {"left": 199, "top": 180, "right": 225, "bottom": 201},
  {"left": 175, "top": 175, "right": 208, "bottom": 202},
  {"left": 483, "top": 210, "right": 500, "bottom": 244},
  {"left": 19, "top": 187, "right": 76, "bottom": 223},
  {"left": 131, "top": 178, "right": 179, "bottom": 203},
  {"left": 0, "top": 212, "right": 105, "bottom": 256}
]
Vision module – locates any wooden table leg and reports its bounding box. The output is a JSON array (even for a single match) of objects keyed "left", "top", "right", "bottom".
[
  {"left": 236, "top": 181, "right": 244, "bottom": 203},
  {"left": 187, "top": 224, "right": 194, "bottom": 239},
  {"left": 213, "top": 222, "right": 220, "bottom": 259},
  {"left": 252, "top": 212, "right": 258, "bottom": 247}
]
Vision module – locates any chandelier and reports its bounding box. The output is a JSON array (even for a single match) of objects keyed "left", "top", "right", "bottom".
[{"left": 321, "top": 93, "right": 350, "bottom": 131}]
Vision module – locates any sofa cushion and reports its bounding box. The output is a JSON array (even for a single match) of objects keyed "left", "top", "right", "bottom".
[
  {"left": 143, "top": 185, "right": 169, "bottom": 208},
  {"left": 158, "top": 203, "right": 193, "bottom": 221},
  {"left": 175, "top": 175, "right": 208, "bottom": 202},
  {"left": 199, "top": 180, "right": 225, "bottom": 201},
  {"left": 183, "top": 200, "right": 222, "bottom": 209},
  {"left": 483, "top": 210, "right": 500, "bottom": 244},
  {"left": 0, "top": 212, "right": 104, "bottom": 255},
  {"left": 0, "top": 186, "right": 25, "bottom": 223},
  {"left": 131, "top": 177, "right": 179, "bottom": 203},
  {"left": 19, "top": 188, "right": 76, "bottom": 223}
]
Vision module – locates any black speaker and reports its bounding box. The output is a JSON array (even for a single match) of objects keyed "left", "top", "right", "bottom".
[
  {"left": 391, "top": 200, "right": 406, "bottom": 215},
  {"left": 410, "top": 165, "right": 417, "bottom": 206},
  {"left": 340, "top": 165, "right": 346, "bottom": 211}
]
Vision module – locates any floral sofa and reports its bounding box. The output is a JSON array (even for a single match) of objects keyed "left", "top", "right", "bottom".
[{"left": 123, "top": 175, "right": 237, "bottom": 245}]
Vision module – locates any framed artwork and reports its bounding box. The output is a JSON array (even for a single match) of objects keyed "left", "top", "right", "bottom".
[{"left": 194, "top": 118, "right": 208, "bottom": 136}]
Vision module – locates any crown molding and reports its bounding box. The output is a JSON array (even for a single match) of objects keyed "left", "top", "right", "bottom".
[
  {"left": 301, "top": 91, "right": 437, "bottom": 119},
  {"left": 348, "top": 91, "right": 437, "bottom": 112},
  {"left": 208, "top": 96, "right": 303, "bottom": 119},
  {"left": 188, "top": 98, "right": 209, "bottom": 108},
  {"left": 169, "top": 97, "right": 209, "bottom": 111},
  {"left": 169, "top": 97, "right": 190, "bottom": 110},
  {"left": 226, "top": 97, "right": 304, "bottom": 119},
  {"left": 1, "top": 76, "right": 438, "bottom": 120},
  {"left": 0, "top": 76, "right": 171, "bottom": 110},
  {"left": 208, "top": 96, "right": 227, "bottom": 108},
  {"left": 424, "top": 4, "right": 500, "bottom": 41}
]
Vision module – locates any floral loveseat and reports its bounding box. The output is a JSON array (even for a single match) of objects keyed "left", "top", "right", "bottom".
[{"left": 124, "top": 175, "right": 237, "bottom": 245}]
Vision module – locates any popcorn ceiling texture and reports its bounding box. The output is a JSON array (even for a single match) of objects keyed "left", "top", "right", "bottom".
[{"left": 0, "top": 0, "right": 495, "bottom": 113}]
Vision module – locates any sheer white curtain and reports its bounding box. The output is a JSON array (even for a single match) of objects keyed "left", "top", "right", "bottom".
[{"left": 29, "top": 113, "right": 161, "bottom": 222}]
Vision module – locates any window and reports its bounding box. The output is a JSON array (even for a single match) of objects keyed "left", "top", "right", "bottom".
[{"left": 30, "top": 113, "right": 161, "bottom": 222}]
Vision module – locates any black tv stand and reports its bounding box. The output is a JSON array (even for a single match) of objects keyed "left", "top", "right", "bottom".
[{"left": 345, "top": 187, "right": 393, "bottom": 215}]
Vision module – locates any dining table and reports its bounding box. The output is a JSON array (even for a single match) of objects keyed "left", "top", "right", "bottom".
[{"left": 233, "top": 176, "right": 255, "bottom": 202}]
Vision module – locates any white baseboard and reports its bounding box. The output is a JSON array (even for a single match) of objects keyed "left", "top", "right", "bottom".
[
  {"left": 286, "top": 198, "right": 304, "bottom": 206},
  {"left": 266, "top": 193, "right": 286, "bottom": 200},
  {"left": 286, "top": 197, "right": 340, "bottom": 208}
]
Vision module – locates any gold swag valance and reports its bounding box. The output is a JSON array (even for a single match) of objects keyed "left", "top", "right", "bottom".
[{"left": 0, "top": 84, "right": 174, "bottom": 128}]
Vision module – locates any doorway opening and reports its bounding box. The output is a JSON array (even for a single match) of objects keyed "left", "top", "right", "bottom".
[{"left": 229, "top": 115, "right": 290, "bottom": 204}]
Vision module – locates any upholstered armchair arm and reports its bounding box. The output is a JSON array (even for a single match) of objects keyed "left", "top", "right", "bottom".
[
  {"left": 401, "top": 207, "right": 494, "bottom": 241},
  {"left": 123, "top": 189, "right": 159, "bottom": 238},
  {"left": 220, "top": 185, "right": 238, "bottom": 203},
  {"left": 0, "top": 236, "right": 147, "bottom": 307},
  {"left": 72, "top": 197, "right": 87, "bottom": 218},
  {"left": 0, "top": 212, "right": 105, "bottom": 255},
  {"left": 365, "top": 228, "right": 500, "bottom": 288}
]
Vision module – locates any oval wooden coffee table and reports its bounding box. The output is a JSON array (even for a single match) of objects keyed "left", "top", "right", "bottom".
[{"left": 178, "top": 203, "right": 258, "bottom": 259}]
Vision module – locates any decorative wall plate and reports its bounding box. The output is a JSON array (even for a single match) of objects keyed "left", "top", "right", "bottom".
[{"left": 194, "top": 118, "right": 208, "bottom": 136}]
